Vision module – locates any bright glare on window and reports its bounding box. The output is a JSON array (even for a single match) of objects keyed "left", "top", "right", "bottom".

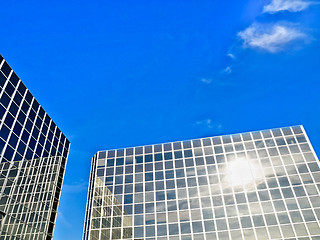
[{"left": 226, "top": 158, "right": 262, "bottom": 187}]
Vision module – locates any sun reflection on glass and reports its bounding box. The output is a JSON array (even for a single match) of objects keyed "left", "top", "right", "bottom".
[{"left": 226, "top": 158, "right": 262, "bottom": 187}]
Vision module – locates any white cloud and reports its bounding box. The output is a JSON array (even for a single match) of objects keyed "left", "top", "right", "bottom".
[
  {"left": 196, "top": 118, "right": 222, "bottom": 130},
  {"left": 56, "top": 211, "right": 72, "bottom": 228},
  {"left": 238, "top": 23, "right": 307, "bottom": 52},
  {"left": 263, "top": 0, "right": 315, "bottom": 13},
  {"left": 201, "top": 78, "right": 212, "bottom": 84},
  {"left": 63, "top": 180, "right": 88, "bottom": 193},
  {"left": 200, "top": 77, "right": 235, "bottom": 87},
  {"left": 227, "top": 53, "right": 236, "bottom": 60},
  {"left": 224, "top": 66, "right": 232, "bottom": 74},
  {"left": 196, "top": 119, "right": 214, "bottom": 128}
]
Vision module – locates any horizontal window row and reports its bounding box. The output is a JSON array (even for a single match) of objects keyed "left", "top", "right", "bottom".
[
  {"left": 96, "top": 145, "right": 313, "bottom": 169},
  {"left": 97, "top": 127, "right": 304, "bottom": 159},
  {"left": 93, "top": 192, "right": 320, "bottom": 214},
  {"left": 97, "top": 156, "right": 317, "bottom": 180},
  {"left": 92, "top": 214, "right": 320, "bottom": 234},
  {"left": 96, "top": 167, "right": 320, "bottom": 191},
  {"left": 91, "top": 198, "right": 318, "bottom": 219},
  {"left": 99, "top": 178, "right": 320, "bottom": 201},
  {"left": 90, "top": 221, "right": 320, "bottom": 239},
  {"left": 93, "top": 198, "right": 320, "bottom": 219},
  {"left": 98, "top": 164, "right": 319, "bottom": 185},
  {"left": 94, "top": 186, "right": 320, "bottom": 209}
]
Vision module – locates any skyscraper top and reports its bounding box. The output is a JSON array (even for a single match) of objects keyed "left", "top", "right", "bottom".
[
  {"left": 0, "top": 54, "right": 70, "bottom": 160},
  {"left": 0, "top": 54, "right": 70, "bottom": 240},
  {"left": 95, "top": 125, "right": 305, "bottom": 157},
  {"left": 83, "top": 125, "right": 320, "bottom": 240}
]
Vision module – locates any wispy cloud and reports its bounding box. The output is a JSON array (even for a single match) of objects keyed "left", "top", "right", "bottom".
[
  {"left": 200, "top": 77, "right": 235, "bottom": 87},
  {"left": 227, "top": 53, "right": 236, "bottom": 60},
  {"left": 263, "top": 0, "right": 315, "bottom": 13},
  {"left": 56, "top": 211, "right": 72, "bottom": 228},
  {"left": 201, "top": 78, "right": 212, "bottom": 84},
  {"left": 63, "top": 180, "right": 88, "bottom": 193},
  {"left": 223, "top": 66, "right": 232, "bottom": 75},
  {"left": 196, "top": 118, "right": 222, "bottom": 131},
  {"left": 196, "top": 118, "right": 214, "bottom": 128},
  {"left": 238, "top": 23, "right": 307, "bottom": 52}
]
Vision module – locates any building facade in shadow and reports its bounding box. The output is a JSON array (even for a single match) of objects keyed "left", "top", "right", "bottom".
[{"left": 0, "top": 55, "right": 70, "bottom": 240}]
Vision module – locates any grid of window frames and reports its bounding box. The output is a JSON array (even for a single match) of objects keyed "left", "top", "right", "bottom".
[
  {"left": 0, "top": 55, "right": 70, "bottom": 240},
  {"left": 83, "top": 126, "right": 320, "bottom": 240}
]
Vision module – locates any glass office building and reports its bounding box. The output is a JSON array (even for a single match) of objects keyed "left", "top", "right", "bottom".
[
  {"left": 0, "top": 55, "right": 70, "bottom": 240},
  {"left": 83, "top": 126, "right": 320, "bottom": 240}
]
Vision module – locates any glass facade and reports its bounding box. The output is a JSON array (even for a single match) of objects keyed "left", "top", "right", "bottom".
[
  {"left": 83, "top": 126, "right": 320, "bottom": 240},
  {"left": 0, "top": 55, "right": 70, "bottom": 240}
]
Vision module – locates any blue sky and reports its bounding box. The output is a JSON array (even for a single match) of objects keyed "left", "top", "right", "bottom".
[{"left": 1, "top": 0, "right": 320, "bottom": 239}]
